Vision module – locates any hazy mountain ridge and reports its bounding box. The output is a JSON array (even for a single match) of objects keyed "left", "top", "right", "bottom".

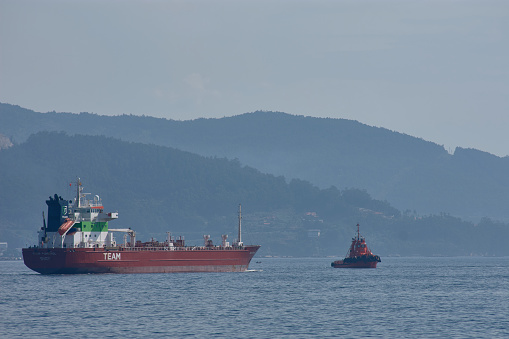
[
  {"left": 1, "top": 131, "right": 507, "bottom": 257},
  {"left": 1, "top": 102, "right": 507, "bottom": 222}
]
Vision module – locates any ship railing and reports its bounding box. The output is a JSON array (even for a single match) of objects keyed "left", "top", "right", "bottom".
[
  {"left": 115, "top": 245, "right": 241, "bottom": 252},
  {"left": 80, "top": 200, "right": 103, "bottom": 208}
]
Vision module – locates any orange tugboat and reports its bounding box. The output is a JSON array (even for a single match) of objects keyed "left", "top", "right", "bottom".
[{"left": 331, "top": 224, "right": 381, "bottom": 268}]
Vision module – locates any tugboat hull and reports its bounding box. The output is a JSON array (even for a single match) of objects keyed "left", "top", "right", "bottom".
[{"left": 331, "top": 259, "right": 379, "bottom": 268}]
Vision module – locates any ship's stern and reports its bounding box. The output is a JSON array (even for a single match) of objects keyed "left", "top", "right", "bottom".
[{"left": 22, "top": 247, "right": 67, "bottom": 274}]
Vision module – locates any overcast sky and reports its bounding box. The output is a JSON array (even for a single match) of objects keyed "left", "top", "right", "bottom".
[{"left": 1, "top": 0, "right": 508, "bottom": 156}]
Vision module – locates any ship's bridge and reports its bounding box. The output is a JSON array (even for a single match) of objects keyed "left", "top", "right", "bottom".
[{"left": 70, "top": 193, "right": 118, "bottom": 222}]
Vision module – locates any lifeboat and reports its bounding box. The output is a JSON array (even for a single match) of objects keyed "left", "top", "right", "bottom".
[
  {"left": 58, "top": 218, "right": 75, "bottom": 236},
  {"left": 331, "top": 223, "right": 381, "bottom": 268}
]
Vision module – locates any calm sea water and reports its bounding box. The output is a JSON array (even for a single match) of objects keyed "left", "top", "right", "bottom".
[{"left": 1, "top": 257, "right": 508, "bottom": 338}]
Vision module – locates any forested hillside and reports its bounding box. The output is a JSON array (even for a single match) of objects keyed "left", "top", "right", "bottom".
[
  {"left": 1, "top": 132, "right": 508, "bottom": 257},
  {"left": 1, "top": 103, "right": 508, "bottom": 222}
]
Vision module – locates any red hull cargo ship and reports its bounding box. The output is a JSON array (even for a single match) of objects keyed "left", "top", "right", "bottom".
[
  {"left": 23, "top": 179, "right": 260, "bottom": 274},
  {"left": 331, "top": 224, "right": 381, "bottom": 268}
]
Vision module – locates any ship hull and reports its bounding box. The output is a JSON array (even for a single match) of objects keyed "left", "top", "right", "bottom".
[
  {"left": 331, "top": 260, "right": 378, "bottom": 268},
  {"left": 22, "top": 246, "right": 260, "bottom": 274}
]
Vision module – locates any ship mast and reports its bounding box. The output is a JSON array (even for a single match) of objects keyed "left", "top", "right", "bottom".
[
  {"left": 357, "top": 223, "right": 360, "bottom": 240},
  {"left": 76, "top": 178, "right": 82, "bottom": 208},
  {"left": 238, "top": 204, "right": 242, "bottom": 245}
]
